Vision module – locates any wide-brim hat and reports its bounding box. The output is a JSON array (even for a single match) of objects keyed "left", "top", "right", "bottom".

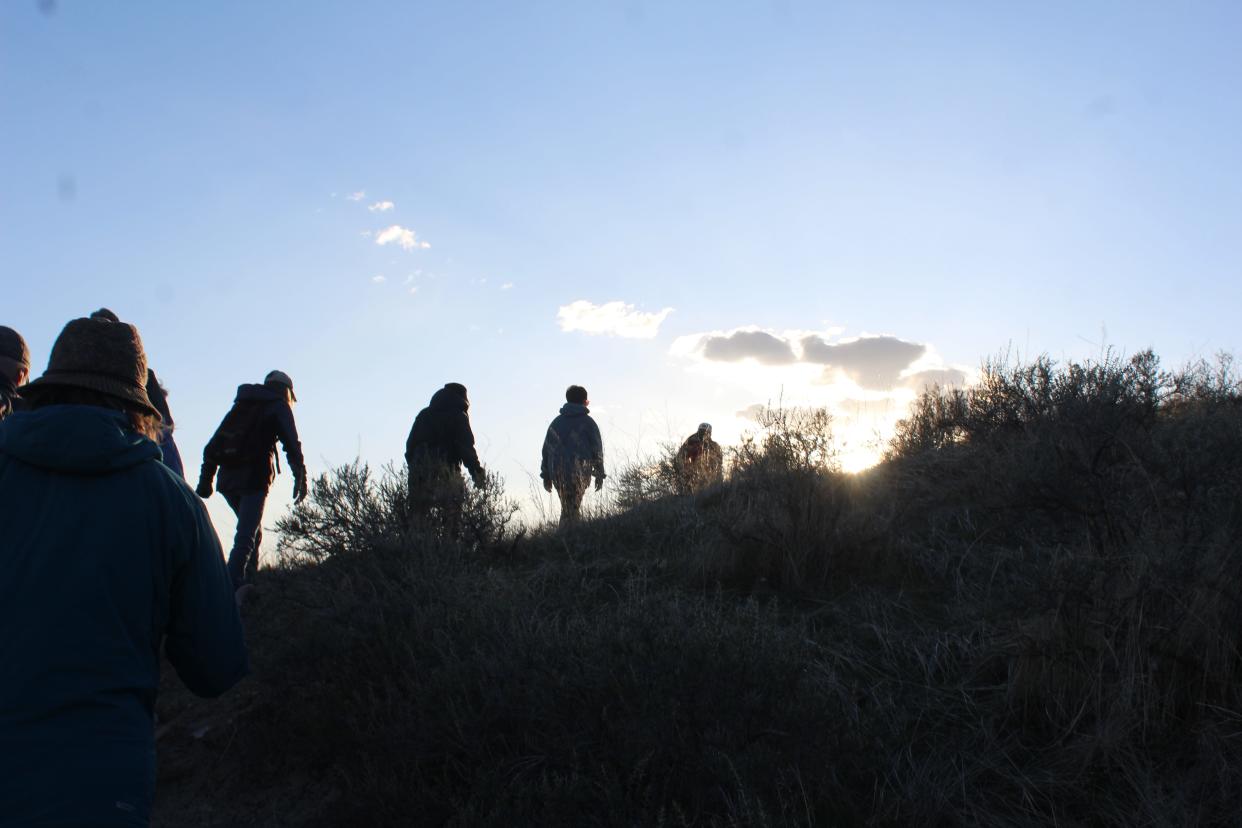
[{"left": 21, "top": 317, "right": 160, "bottom": 419}]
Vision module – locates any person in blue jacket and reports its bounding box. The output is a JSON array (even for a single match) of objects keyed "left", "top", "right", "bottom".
[
  {"left": 89, "top": 308, "right": 185, "bottom": 477},
  {"left": 540, "top": 384, "right": 606, "bottom": 525},
  {"left": 0, "top": 317, "right": 249, "bottom": 827},
  {"left": 196, "top": 371, "right": 308, "bottom": 590}
]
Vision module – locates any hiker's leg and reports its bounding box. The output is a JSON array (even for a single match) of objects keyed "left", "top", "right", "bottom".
[
  {"left": 408, "top": 477, "right": 426, "bottom": 527},
  {"left": 407, "top": 465, "right": 441, "bottom": 529},
  {"left": 573, "top": 475, "right": 590, "bottom": 517},
  {"left": 224, "top": 491, "right": 265, "bottom": 588},
  {"left": 443, "top": 472, "right": 467, "bottom": 538},
  {"left": 555, "top": 477, "right": 584, "bottom": 526},
  {"left": 246, "top": 492, "right": 267, "bottom": 582}
]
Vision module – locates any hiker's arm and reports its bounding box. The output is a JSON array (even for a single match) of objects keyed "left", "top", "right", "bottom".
[
  {"left": 589, "top": 420, "right": 605, "bottom": 479},
  {"left": 540, "top": 426, "right": 557, "bottom": 481},
  {"left": 197, "top": 439, "right": 218, "bottom": 497},
  {"left": 165, "top": 498, "right": 250, "bottom": 698},
  {"left": 456, "top": 414, "right": 484, "bottom": 479},
  {"left": 274, "top": 404, "right": 307, "bottom": 478}
]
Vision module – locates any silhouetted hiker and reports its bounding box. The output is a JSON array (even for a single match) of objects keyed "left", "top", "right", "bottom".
[
  {"left": 541, "top": 385, "right": 605, "bottom": 526},
  {"left": 90, "top": 308, "right": 185, "bottom": 477},
  {"left": 197, "top": 370, "right": 308, "bottom": 590},
  {"left": 0, "top": 318, "right": 248, "bottom": 826},
  {"left": 405, "top": 382, "right": 486, "bottom": 531},
  {"left": 0, "top": 325, "right": 30, "bottom": 420},
  {"left": 675, "top": 422, "right": 724, "bottom": 494}
]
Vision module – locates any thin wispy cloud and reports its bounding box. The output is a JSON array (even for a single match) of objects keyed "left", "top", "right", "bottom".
[
  {"left": 557, "top": 300, "right": 673, "bottom": 339},
  {"left": 368, "top": 200, "right": 395, "bottom": 212},
  {"left": 375, "top": 225, "right": 431, "bottom": 251},
  {"left": 346, "top": 191, "right": 366, "bottom": 201},
  {"left": 371, "top": 275, "right": 386, "bottom": 284},
  {"left": 501, "top": 282, "right": 515, "bottom": 291}
]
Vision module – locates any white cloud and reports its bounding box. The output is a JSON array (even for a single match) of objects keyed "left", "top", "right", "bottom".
[
  {"left": 368, "top": 200, "right": 395, "bottom": 212},
  {"left": 556, "top": 300, "right": 673, "bottom": 339},
  {"left": 371, "top": 275, "right": 386, "bottom": 284},
  {"left": 501, "top": 282, "right": 515, "bottom": 291},
  {"left": 346, "top": 191, "right": 365, "bottom": 201},
  {"left": 359, "top": 230, "right": 372, "bottom": 238},
  {"left": 375, "top": 225, "right": 431, "bottom": 251}
]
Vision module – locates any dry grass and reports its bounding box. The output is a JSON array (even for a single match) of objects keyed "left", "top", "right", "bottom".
[{"left": 153, "top": 350, "right": 1242, "bottom": 827}]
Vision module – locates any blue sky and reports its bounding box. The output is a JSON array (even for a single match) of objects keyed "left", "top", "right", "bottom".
[{"left": 4, "top": 2, "right": 1240, "bottom": 536}]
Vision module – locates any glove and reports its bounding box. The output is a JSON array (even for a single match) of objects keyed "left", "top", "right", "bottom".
[
  {"left": 195, "top": 478, "right": 213, "bottom": 499},
  {"left": 292, "top": 474, "right": 309, "bottom": 504},
  {"left": 543, "top": 478, "right": 553, "bottom": 493},
  {"left": 594, "top": 476, "right": 605, "bottom": 492}
]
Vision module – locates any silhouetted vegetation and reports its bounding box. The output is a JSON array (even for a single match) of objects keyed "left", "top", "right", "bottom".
[{"left": 154, "top": 350, "right": 1242, "bottom": 827}]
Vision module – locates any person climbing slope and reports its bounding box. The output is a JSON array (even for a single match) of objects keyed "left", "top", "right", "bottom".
[
  {"left": 197, "top": 370, "right": 308, "bottom": 591},
  {"left": 540, "top": 384, "right": 605, "bottom": 526},
  {"left": 405, "top": 382, "right": 487, "bottom": 533},
  {"left": 0, "top": 317, "right": 248, "bottom": 826}
]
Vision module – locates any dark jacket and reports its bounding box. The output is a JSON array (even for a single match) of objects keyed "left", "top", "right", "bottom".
[
  {"left": 0, "top": 405, "right": 249, "bottom": 824},
  {"left": 676, "top": 432, "right": 724, "bottom": 491},
  {"left": 541, "top": 403, "right": 605, "bottom": 483},
  {"left": 0, "top": 374, "right": 24, "bottom": 421},
  {"left": 406, "top": 387, "right": 484, "bottom": 481},
  {"left": 147, "top": 368, "right": 185, "bottom": 478},
  {"left": 201, "top": 383, "right": 306, "bottom": 495}
]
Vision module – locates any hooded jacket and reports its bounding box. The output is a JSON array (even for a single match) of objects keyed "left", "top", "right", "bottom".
[
  {"left": 200, "top": 383, "right": 306, "bottom": 494},
  {"left": 405, "top": 386, "right": 484, "bottom": 481},
  {"left": 0, "top": 405, "right": 249, "bottom": 824},
  {"left": 541, "top": 403, "right": 605, "bottom": 483}
]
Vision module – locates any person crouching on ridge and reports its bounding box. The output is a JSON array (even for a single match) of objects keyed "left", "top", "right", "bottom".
[
  {"left": 405, "top": 382, "right": 486, "bottom": 533},
  {"left": 675, "top": 422, "right": 724, "bottom": 494},
  {"left": 541, "top": 384, "right": 606, "bottom": 526},
  {"left": 0, "top": 317, "right": 248, "bottom": 826},
  {"left": 197, "top": 371, "right": 308, "bottom": 591}
]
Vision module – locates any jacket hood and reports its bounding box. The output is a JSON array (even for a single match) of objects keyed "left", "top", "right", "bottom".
[
  {"left": 235, "top": 383, "right": 284, "bottom": 403},
  {"left": 559, "top": 403, "right": 590, "bottom": 417},
  {"left": 0, "top": 405, "right": 161, "bottom": 474},
  {"left": 430, "top": 386, "right": 468, "bottom": 412}
]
